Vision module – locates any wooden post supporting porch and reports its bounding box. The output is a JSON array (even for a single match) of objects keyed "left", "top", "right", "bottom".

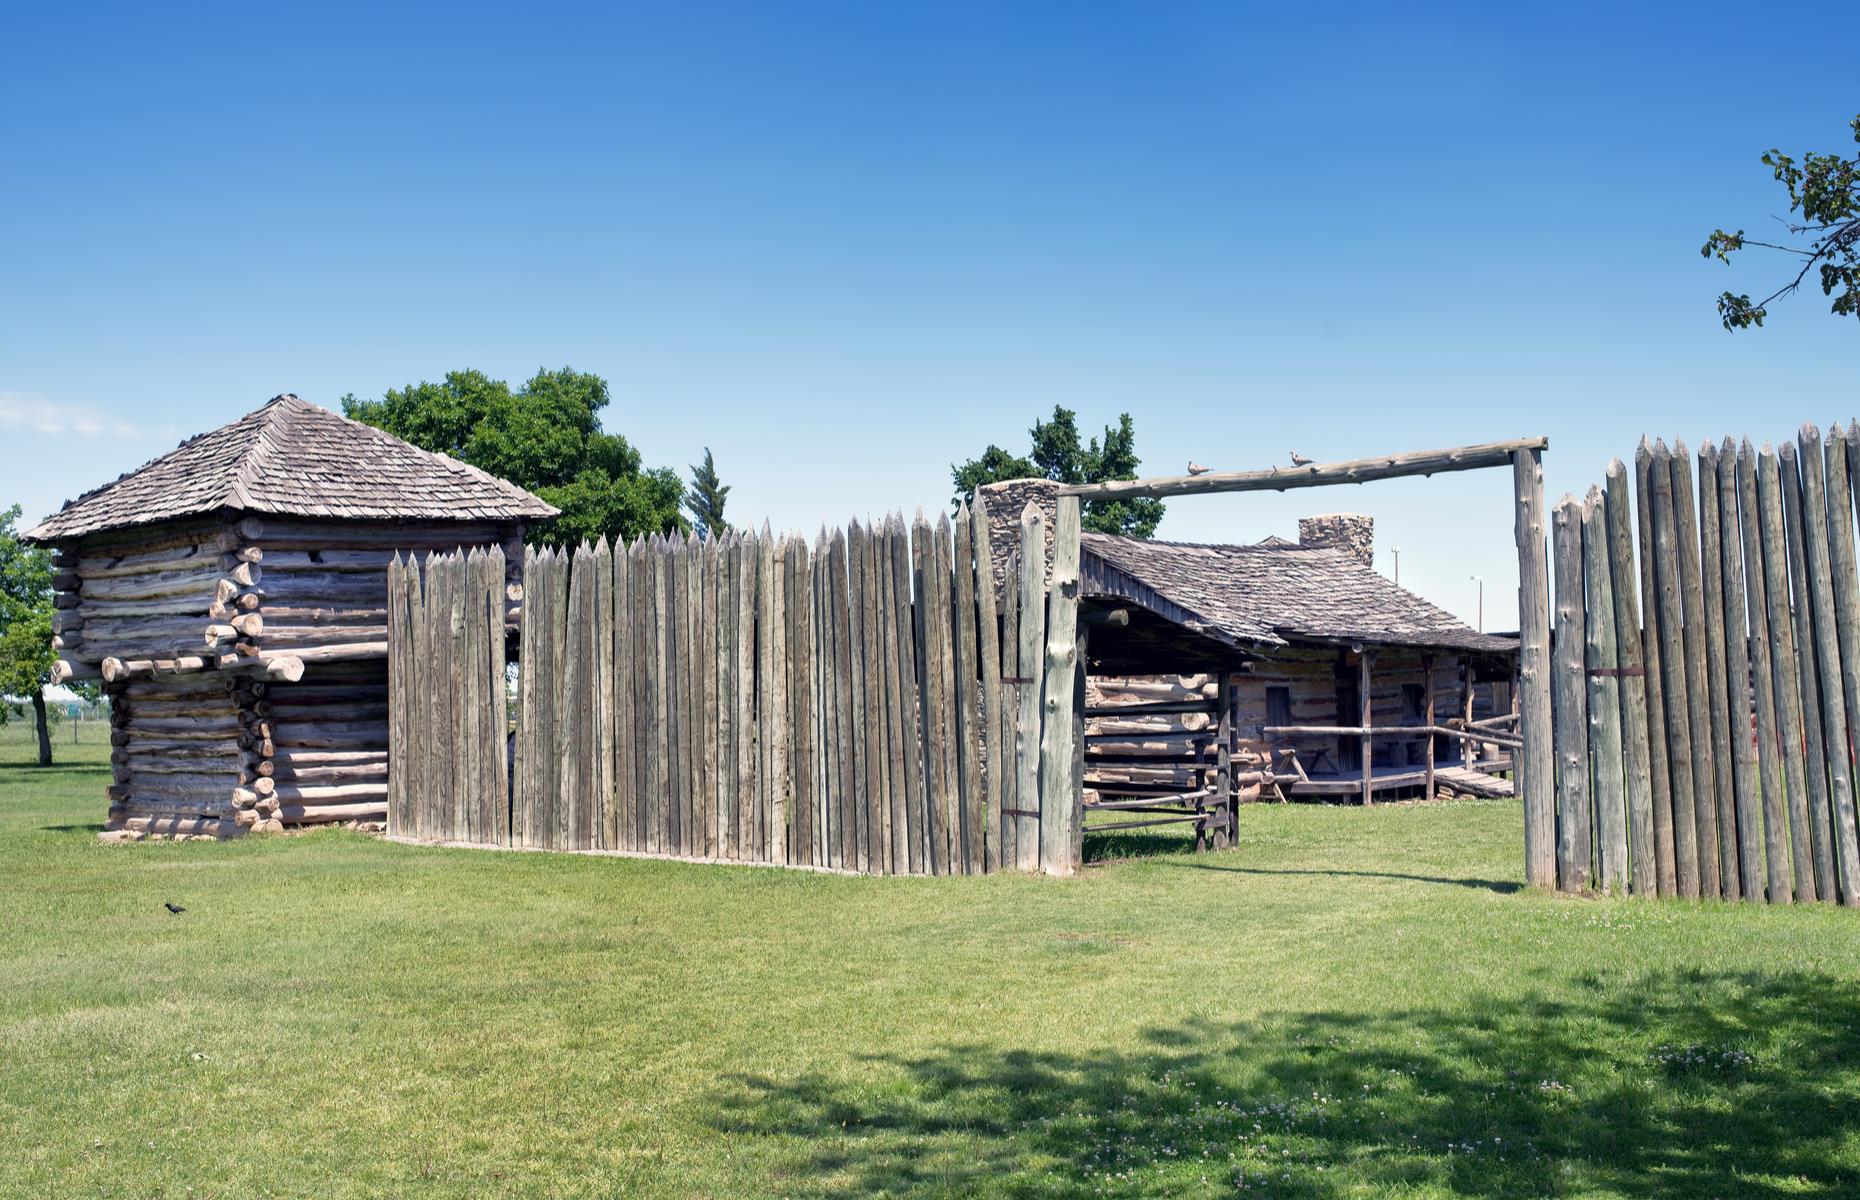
[
  {"left": 1423, "top": 654, "right": 1436, "bottom": 801},
  {"left": 1359, "top": 648, "right": 1375, "bottom": 806},
  {"left": 1460, "top": 658, "right": 1475, "bottom": 767}
]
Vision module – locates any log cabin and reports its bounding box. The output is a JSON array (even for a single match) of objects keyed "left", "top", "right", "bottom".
[
  {"left": 25, "top": 394, "right": 556, "bottom": 840},
  {"left": 979, "top": 479, "right": 1519, "bottom": 814}
]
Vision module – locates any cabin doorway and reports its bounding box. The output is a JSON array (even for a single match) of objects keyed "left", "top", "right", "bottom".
[{"left": 1335, "top": 673, "right": 1362, "bottom": 773}]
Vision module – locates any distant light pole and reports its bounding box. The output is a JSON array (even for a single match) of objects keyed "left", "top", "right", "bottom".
[
  {"left": 1391, "top": 546, "right": 1401, "bottom": 587},
  {"left": 1470, "top": 574, "right": 1484, "bottom": 632}
]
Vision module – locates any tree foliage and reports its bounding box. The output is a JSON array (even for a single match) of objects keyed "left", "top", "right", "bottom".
[
  {"left": 683, "top": 447, "right": 732, "bottom": 538},
  {"left": 952, "top": 407, "right": 1165, "bottom": 538},
  {"left": 1703, "top": 114, "right": 1860, "bottom": 330},
  {"left": 342, "top": 368, "right": 686, "bottom": 548},
  {"left": 0, "top": 505, "right": 56, "bottom": 764}
]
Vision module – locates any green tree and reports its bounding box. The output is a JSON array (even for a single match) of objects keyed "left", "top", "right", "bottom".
[
  {"left": 684, "top": 447, "right": 732, "bottom": 538},
  {"left": 1703, "top": 114, "right": 1860, "bottom": 330},
  {"left": 0, "top": 505, "right": 56, "bottom": 765},
  {"left": 952, "top": 406, "right": 1166, "bottom": 538},
  {"left": 342, "top": 368, "right": 686, "bottom": 548}
]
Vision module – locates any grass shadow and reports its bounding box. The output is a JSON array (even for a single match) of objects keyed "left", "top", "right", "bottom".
[
  {"left": 1159, "top": 861, "right": 1524, "bottom": 895},
  {"left": 709, "top": 968, "right": 1860, "bottom": 1197},
  {"left": 1082, "top": 829, "right": 1197, "bottom": 864},
  {"left": 0, "top": 763, "right": 109, "bottom": 778}
]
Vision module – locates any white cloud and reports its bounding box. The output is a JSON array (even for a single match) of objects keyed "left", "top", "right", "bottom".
[{"left": 0, "top": 392, "right": 139, "bottom": 438}]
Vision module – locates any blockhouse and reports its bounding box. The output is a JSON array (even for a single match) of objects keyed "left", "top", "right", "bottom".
[{"left": 25, "top": 394, "right": 556, "bottom": 839}]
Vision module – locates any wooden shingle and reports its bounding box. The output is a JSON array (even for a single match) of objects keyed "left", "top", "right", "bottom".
[{"left": 26, "top": 395, "right": 558, "bottom": 540}]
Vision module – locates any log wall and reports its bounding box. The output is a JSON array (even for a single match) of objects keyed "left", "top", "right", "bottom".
[
  {"left": 71, "top": 514, "right": 524, "bottom": 839},
  {"left": 49, "top": 515, "right": 521, "bottom": 685},
  {"left": 1086, "top": 655, "right": 1505, "bottom": 808}
]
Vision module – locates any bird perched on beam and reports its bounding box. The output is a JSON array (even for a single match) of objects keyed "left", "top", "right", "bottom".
[
  {"left": 1186, "top": 460, "right": 1210, "bottom": 476},
  {"left": 1289, "top": 450, "right": 1314, "bottom": 466}
]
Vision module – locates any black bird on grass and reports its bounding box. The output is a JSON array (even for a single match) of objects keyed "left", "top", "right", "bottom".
[{"left": 164, "top": 902, "right": 186, "bottom": 915}]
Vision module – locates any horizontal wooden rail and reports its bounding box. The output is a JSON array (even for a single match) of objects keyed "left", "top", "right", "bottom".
[
  {"left": 1082, "top": 752, "right": 1218, "bottom": 768},
  {"left": 1083, "top": 789, "right": 1216, "bottom": 811},
  {"left": 1056, "top": 437, "right": 1549, "bottom": 501},
  {"left": 1083, "top": 700, "right": 1217, "bottom": 717},
  {"left": 1264, "top": 723, "right": 1524, "bottom": 750}
]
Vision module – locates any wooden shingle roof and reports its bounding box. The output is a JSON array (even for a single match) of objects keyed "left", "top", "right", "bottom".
[
  {"left": 26, "top": 395, "right": 559, "bottom": 541},
  {"left": 1082, "top": 532, "right": 1515, "bottom": 655}
]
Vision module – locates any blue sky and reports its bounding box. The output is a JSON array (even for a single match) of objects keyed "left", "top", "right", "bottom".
[{"left": 2, "top": 1, "right": 1855, "bottom": 628}]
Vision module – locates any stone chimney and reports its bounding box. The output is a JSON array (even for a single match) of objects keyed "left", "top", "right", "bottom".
[
  {"left": 1298, "top": 513, "right": 1374, "bottom": 566},
  {"left": 975, "top": 477, "right": 1061, "bottom": 592}
]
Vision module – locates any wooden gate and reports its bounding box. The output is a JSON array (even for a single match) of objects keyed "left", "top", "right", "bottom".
[
  {"left": 386, "top": 497, "right": 1086, "bottom": 875},
  {"left": 1533, "top": 423, "right": 1860, "bottom": 904}
]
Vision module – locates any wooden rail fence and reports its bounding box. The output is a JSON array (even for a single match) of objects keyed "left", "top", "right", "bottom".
[
  {"left": 1536, "top": 423, "right": 1860, "bottom": 904},
  {"left": 386, "top": 498, "right": 1085, "bottom": 875}
]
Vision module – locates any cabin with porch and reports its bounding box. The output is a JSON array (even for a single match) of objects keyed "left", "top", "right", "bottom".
[
  {"left": 25, "top": 394, "right": 556, "bottom": 839},
  {"left": 980, "top": 479, "right": 1518, "bottom": 831}
]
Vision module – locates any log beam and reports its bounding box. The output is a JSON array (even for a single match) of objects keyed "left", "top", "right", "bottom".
[{"left": 1056, "top": 436, "right": 1548, "bottom": 501}]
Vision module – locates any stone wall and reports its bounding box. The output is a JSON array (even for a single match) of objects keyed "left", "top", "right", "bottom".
[
  {"left": 976, "top": 477, "right": 1061, "bottom": 593},
  {"left": 1297, "top": 513, "right": 1374, "bottom": 566}
]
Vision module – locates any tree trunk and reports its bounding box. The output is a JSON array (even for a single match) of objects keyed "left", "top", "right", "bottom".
[{"left": 32, "top": 690, "right": 52, "bottom": 766}]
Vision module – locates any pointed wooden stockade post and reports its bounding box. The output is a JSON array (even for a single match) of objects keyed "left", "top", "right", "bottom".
[
  {"left": 892, "top": 518, "right": 923, "bottom": 872},
  {"left": 1672, "top": 443, "right": 1724, "bottom": 897},
  {"left": 1603, "top": 459, "right": 1656, "bottom": 895},
  {"left": 1737, "top": 443, "right": 1793, "bottom": 902},
  {"left": 1014, "top": 508, "right": 1047, "bottom": 871},
  {"left": 1758, "top": 446, "right": 1819, "bottom": 900},
  {"left": 1780, "top": 444, "right": 1839, "bottom": 900},
  {"left": 1634, "top": 442, "right": 1679, "bottom": 895},
  {"left": 1580, "top": 489, "right": 1626, "bottom": 893},
  {"left": 1550, "top": 496, "right": 1592, "bottom": 891},
  {"left": 1713, "top": 440, "right": 1763, "bottom": 901},
  {"left": 1000, "top": 548, "right": 1023, "bottom": 868},
  {"left": 953, "top": 504, "right": 983, "bottom": 873},
  {"left": 1650, "top": 440, "right": 1702, "bottom": 897},
  {"left": 971, "top": 497, "right": 1005, "bottom": 874},
  {"left": 1695, "top": 445, "right": 1740, "bottom": 898}
]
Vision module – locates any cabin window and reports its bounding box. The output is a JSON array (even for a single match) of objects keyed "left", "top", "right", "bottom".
[{"left": 1265, "top": 686, "right": 1292, "bottom": 728}]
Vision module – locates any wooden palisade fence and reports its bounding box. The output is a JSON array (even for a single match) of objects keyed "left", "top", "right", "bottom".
[
  {"left": 387, "top": 497, "right": 1085, "bottom": 875},
  {"left": 1536, "top": 422, "right": 1860, "bottom": 904}
]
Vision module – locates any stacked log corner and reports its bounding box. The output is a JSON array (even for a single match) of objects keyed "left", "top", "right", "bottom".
[{"left": 74, "top": 514, "right": 522, "bottom": 840}]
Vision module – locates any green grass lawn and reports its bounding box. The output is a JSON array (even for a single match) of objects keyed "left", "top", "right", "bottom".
[{"left": 3, "top": 731, "right": 1858, "bottom": 1199}]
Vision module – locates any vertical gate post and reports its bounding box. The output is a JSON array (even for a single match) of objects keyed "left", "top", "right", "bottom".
[
  {"left": 1039, "top": 493, "right": 1082, "bottom": 875},
  {"left": 1513, "top": 445, "right": 1556, "bottom": 888}
]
